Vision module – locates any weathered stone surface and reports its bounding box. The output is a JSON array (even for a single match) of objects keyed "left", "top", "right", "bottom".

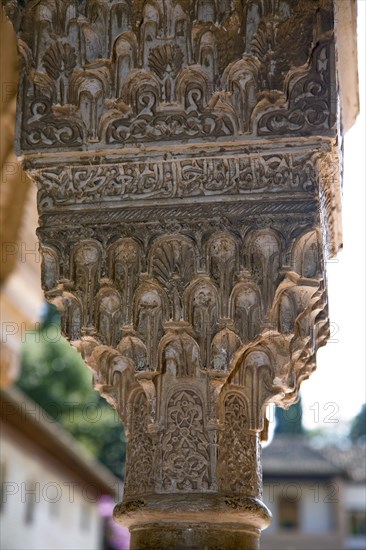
[
  {"left": 5, "top": 0, "right": 336, "bottom": 152},
  {"left": 4, "top": 0, "right": 347, "bottom": 547}
]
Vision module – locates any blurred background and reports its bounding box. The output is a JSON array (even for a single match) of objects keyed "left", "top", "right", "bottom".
[{"left": 1, "top": 2, "right": 365, "bottom": 550}]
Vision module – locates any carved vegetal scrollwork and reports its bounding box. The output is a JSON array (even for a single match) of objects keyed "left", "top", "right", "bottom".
[
  {"left": 256, "top": 40, "right": 336, "bottom": 136},
  {"left": 161, "top": 389, "right": 210, "bottom": 492},
  {"left": 218, "top": 393, "right": 261, "bottom": 497},
  {"left": 34, "top": 151, "right": 318, "bottom": 210},
  {"left": 5, "top": 0, "right": 335, "bottom": 152},
  {"left": 124, "top": 391, "right": 155, "bottom": 496},
  {"left": 21, "top": 98, "right": 84, "bottom": 150}
]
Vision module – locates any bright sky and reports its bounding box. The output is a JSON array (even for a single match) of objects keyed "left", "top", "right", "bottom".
[{"left": 300, "top": 0, "right": 366, "bottom": 431}]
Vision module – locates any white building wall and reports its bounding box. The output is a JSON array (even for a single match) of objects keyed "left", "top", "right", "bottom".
[
  {"left": 0, "top": 426, "right": 103, "bottom": 550},
  {"left": 263, "top": 481, "right": 335, "bottom": 532},
  {"left": 261, "top": 480, "right": 345, "bottom": 550},
  {"left": 345, "top": 483, "right": 366, "bottom": 511},
  {"left": 301, "top": 483, "right": 335, "bottom": 533}
]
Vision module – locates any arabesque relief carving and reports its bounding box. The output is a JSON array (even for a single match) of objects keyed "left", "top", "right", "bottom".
[
  {"left": 5, "top": 0, "right": 345, "bottom": 547},
  {"left": 6, "top": 0, "right": 335, "bottom": 152},
  {"left": 39, "top": 219, "right": 332, "bottom": 505},
  {"left": 33, "top": 151, "right": 318, "bottom": 209}
]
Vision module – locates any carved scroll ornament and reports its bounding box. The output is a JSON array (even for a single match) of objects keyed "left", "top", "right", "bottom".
[
  {"left": 5, "top": 0, "right": 336, "bottom": 153},
  {"left": 4, "top": 0, "right": 343, "bottom": 546}
]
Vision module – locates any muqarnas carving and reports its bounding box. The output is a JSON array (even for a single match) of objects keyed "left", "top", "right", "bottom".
[
  {"left": 5, "top": 0, "right": 335, "bottom": 151},
  {"left": 5, "top": 0, "right": 343, "bottom": 542},
  {"left": 40, "top": 221, "right": 329, "bottom": 499}
]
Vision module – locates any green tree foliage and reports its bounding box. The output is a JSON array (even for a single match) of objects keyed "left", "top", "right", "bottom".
[
  {"left": 349, "top": 403, "right": 366, "bottom": 443},
  {"left": 274, "top": 399, "right": 305, "bottom": 436},
  {"left": 17, "top": 303, "right": 126, "bottom": 479}
]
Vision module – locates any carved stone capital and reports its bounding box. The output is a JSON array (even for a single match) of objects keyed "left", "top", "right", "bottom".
[{"left": 5, "top": 0, "right": 345, "bottom": 547}]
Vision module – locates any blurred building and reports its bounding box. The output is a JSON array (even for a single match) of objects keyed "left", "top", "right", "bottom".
[
  {"left": 322, "top": 445, "right": 366, "bottom": 550},
  {"left": 0, "top": 385, "right": 122, "bottom": 550},
  {"left": 261, "top": 435, "right": 366, "bottom": 550}
]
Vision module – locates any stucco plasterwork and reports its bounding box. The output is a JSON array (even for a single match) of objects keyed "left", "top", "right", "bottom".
[{"left": 4, "top": 0, "right": 349, "bottom": 547}]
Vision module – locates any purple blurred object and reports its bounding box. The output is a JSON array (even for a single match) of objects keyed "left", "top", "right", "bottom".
[{"left": 99, "top": 495, "right": 130, "bottom": 550}]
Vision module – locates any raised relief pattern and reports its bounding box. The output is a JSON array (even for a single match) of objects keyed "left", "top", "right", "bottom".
[{"left": 6, "top": 0, "right": 335, "bottom": 151}]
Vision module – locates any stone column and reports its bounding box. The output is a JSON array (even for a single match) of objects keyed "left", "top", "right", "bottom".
[{"left": 5, "top": 1, "right": 346, "bottom": 548}]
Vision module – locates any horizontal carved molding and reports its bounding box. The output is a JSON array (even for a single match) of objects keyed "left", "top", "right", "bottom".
[
  {"left": 22, "top": 135, "right": 333, "bottom": 166},
  {"left": 38, "top": 199, "right": 318, "bottom": 230},
  {"left": 35, "top": 146, "right": 340, "bottom": 259},
  {"left": 33, "top": 151, "right": 318, "bottom": 210}
]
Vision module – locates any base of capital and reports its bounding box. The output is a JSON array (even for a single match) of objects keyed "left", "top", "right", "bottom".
[
  {"left": 114, "top": 493, "right": 271, "bottom": 549},
  {"left": 130, "top": 523, "right": 260, "bottom": 550}
]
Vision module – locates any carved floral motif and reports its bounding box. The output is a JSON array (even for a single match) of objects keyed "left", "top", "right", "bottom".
[
  {"left": 5, "top": 0, "right": 343, "bottom": 538},
  {"left": 124, "top": 391, "right": 155, "bottom": 496},
  {"left": 161, "top": 390, "right": 210, "bottom": 491},
  {"left": 218, "top": 393, "right": 261, "bottom": 496},
  {"left": 5, "top": 0, "right": 335, "bottom": 151}
]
